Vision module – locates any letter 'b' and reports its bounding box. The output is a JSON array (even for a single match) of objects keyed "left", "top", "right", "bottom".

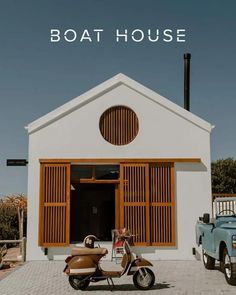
[{"left": 51, "top": 29, "right": 60, "bottom": 42}]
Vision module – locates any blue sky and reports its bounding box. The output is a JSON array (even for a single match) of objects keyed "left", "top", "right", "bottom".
[{"left": 0, "top": 0, "right": 236, "bottom": 196}]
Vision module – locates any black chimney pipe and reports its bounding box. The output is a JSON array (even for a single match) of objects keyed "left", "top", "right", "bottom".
[{"left": 184, "top": 53, "right": 191, "bottom": 111}]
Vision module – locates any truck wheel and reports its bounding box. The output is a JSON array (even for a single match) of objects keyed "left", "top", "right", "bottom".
[
  {"left": 223, "top": 248, "right": 236, "bottom": 285},
  {"left": 220, "top": 261, "right": 224, "bottom": 273},
  {"left": 202, "top": 249, "right": 215, "bottom": 269},
  {"left": 69, "top": 276, "right": 90, "bottom": 290},
  {"left": 133, "top": 268, "right": 155, "bottom": 290}
]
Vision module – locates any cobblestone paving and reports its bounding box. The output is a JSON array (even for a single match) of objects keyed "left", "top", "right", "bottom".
[{"left": 0, "top": 260, "right": 236, "bottom": 295}]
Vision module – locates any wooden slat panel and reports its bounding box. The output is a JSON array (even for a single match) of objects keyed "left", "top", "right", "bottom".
[
  {"left": 39, "top": 163, "right": 70, "bottom": 247},
  {"left": 99, "top": 106, "right": 139, "bottom": 145},
  {"left": 120, "top": 162, "right": 175, "bottom": 247},
  {"left": 120, "top": 163, "right": 148, "bottom": 245},
  {"left": 212, "top": 194, "right": 236, "bottom": 216},
  {"left": 213, "top": 198, "right": 236, "bottom": 216},
  {"left": 150, "top": 163, "right": 175, "bottom": 246},
  {"left": 145, "top": 164, "right": 150, "bottom": 245}
]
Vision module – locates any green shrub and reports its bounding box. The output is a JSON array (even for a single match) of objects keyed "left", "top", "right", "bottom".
[
  {"left": 0, "top": 195, "right": 27, "bottom": 241},
  {"left": 212, "top": 158, "right": 236, "bottom": 193}
]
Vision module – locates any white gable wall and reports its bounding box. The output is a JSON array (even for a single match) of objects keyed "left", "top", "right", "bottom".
[{"left": 27, "top": 83, "right": 211, "bottom": 260}]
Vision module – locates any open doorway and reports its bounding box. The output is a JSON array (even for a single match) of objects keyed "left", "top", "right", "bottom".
[
  {"left": 70, "top": 183, "right": 115, "bottom": 242},
  {"left": 70, "top": 164, "right": 119, "bottom": 243}
]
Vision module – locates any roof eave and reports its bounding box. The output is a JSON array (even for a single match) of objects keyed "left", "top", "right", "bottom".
[{"left": 26, "top": 73, "right": 213, "bottom": 134}]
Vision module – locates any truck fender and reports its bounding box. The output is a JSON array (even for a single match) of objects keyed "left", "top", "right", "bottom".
[{"left": 127, "top": 258, "right": 153, "bottom": 275}]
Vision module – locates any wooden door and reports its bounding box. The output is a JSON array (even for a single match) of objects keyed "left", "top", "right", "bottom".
[
  {"left": 120, "top": 162, "right": 175, "bottom": 247},
  {"left": 39, "top": 163, "right": 70, "bottom": 246},
  {"left": 149, "top": 163, "right": 175, "bottom": 246},
  {"left": 120, "top": 163, "right": 150, "bottom": 246}
]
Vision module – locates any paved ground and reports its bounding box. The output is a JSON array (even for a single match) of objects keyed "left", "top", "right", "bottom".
[{"left": 0, "top": 260, "right": 236, "bottom": 294}]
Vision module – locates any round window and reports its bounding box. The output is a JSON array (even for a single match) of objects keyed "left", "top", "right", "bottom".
[{"left": 99, "top": 106, "right": 139, "bottom": 145}]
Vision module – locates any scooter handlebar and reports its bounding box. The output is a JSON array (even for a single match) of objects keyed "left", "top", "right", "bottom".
[{"left": 118, "top": 233, "right": 138, "bottom": 241}]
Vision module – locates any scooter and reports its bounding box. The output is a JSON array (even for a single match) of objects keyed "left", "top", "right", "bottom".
[{"left": 64, "top": 233, "right": 155, "bottom": 291}]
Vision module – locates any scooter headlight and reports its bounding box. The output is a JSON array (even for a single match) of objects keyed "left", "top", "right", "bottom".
[{"left": 232, "top": 235, "right": 236, "bottom": 249}]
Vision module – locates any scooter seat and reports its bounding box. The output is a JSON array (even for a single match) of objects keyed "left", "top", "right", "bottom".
[{"left": 71, "top": 247, "right": 108, "bottom": 256}]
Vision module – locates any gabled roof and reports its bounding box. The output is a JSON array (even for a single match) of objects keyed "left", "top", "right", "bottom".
[{"left": 25, "top": 73, "right": 213, "bottom": 134}]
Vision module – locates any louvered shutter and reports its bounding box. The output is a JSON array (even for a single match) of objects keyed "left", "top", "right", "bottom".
[
  {"left": 39, "top": 163, "right": 70, "bottom": 246},
  {"left": 149, "top": 163, "right": 175, "bottom": 246},
  {"left": 120, "top": 163, "right": 150, "bottom": 246},
  {"left": 99, "top": 106, "right": 139, "bottom": 145}
]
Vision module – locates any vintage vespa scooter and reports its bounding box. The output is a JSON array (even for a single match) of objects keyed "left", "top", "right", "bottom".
[{"left": 64, "top": 233, "right": 155, "bottom": 290}]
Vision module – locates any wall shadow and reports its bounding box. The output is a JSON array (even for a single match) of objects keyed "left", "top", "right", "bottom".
[{"left": 175, "top": 162, "right": 207, "bottom": 172}]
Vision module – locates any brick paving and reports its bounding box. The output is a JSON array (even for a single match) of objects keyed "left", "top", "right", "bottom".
[{"left": 0, "top": 260, "right": 236, "bottom": 294}]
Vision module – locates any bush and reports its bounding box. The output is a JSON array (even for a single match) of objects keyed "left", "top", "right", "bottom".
[
  {"left": 0, "top": 195, "right": 27, "bottom": 241},
  {"left": 212, "top": 158, "right": 236, "bottom": 193}
]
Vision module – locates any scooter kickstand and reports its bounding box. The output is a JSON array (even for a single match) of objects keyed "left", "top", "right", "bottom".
[{"left": 106, "top": 277, "right": 115, "bottom": 291}]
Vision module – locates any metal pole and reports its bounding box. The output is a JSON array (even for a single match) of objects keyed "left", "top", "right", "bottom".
[{"left": 184, "top": 53, "right": 191, "bottom": 111}]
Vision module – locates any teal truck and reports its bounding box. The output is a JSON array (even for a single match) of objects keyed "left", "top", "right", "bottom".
[{"left": 196, "top": 197, "right": 236, "bottom": 285}]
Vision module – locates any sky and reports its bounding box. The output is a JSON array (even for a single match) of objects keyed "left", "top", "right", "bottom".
[{"left": 0, "top": 0, "right": 236, "bottom": 196}]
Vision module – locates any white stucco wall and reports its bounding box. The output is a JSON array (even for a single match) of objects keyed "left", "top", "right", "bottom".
[{"left": 26, "top": 83, "right": 212, "bottom": 261}]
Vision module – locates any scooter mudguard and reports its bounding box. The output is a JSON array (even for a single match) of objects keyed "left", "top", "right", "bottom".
[
  {"left": 66, "top": 255, "right": 96, "bottom": 276},
  {"left": 127, "top": 258, "right": 153, "bottom": 275}
]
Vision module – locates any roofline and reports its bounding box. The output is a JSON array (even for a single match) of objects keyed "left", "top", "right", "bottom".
[{"left": 25, "top": 73, "right": 213, "bottom": 134}]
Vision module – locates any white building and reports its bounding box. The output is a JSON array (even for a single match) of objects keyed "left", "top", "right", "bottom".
[{"left": 26, "top": 73, "right": 213, "bottom": 261}]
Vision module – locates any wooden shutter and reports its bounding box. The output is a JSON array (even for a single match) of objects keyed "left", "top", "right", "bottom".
[
  {"left": 120, "top": 163, "right": 150, "bottom": 246},
  {"left": 39, "top": 163, "right": 70, "bottom": 247},
  {"left": 99, "top": 106, "right": 139, "bottom": 145},
  {"left": 149, "top": 163, "right": 175, "bottom": 246}
]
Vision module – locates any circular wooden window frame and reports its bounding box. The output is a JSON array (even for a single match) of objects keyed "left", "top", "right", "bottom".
[{"left": 99, "top": 105, "right": 139, "bottom": 146}]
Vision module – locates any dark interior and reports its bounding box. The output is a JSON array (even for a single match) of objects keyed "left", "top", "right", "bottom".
[{"left": 70, "top": 183, "right": 115, "bottom": 243}]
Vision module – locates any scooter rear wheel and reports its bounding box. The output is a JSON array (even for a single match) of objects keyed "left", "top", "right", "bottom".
[
  {"left": 69, "top": 275, "right": 90, "bottom": 290},
  {"left": 133, "top": 267, "right": 155, "bottom": 290}
]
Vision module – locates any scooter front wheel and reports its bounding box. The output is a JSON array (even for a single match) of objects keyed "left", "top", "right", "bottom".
[
  {"left": 69, "top": 275, "right": 90, "bottom": 290},
  {"left": 133, "top": 267, "right": 155, "bottom": 290}
]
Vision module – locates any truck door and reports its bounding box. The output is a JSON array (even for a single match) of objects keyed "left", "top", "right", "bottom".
[{"left": 202, "top": 224, "right": 215, "bottom": 254}]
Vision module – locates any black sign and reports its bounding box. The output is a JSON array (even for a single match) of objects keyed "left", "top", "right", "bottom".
[{"left": 7, "top": 159, "right": 28, "bottom": 166}]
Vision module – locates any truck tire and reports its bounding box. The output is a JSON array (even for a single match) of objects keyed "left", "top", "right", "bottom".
[
  {"left": 202, "top": 249, "right": 215, "bottom": 269},
  {"left": 223, "top": 248, "right": 236, "bottom": 285}
]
